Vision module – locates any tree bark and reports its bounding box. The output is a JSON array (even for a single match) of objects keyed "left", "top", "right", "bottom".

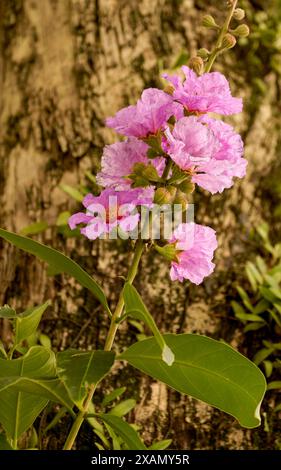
[{"left": 0, "top": 0, "right": 280, "bottom": 449}]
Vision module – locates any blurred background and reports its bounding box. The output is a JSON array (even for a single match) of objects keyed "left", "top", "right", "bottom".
[{"left": 0, "top": 0, "right": 281, "bottom": 449}]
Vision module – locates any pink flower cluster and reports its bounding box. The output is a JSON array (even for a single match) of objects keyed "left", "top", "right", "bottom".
[{"left": 69, "top": 67, "right": 247, "bottom": 285}]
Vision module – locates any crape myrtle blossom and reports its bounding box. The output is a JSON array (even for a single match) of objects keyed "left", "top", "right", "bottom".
[
  {"left": 163, "top": 66, "right": 243, "bottom": 115},
  {"left": 106, "top": 88, "right": 183, "bottom": 138},
  {"left": 96, "top": 138, "right": 165, "bottom": 190},
  {"left": 169, "top": 223, "right": 218, "bottom": 284},
  {"left": 165, "top": 116, "right": 247, "bottom": 194},
  {"left": 68, "top": 66, "right": 246, "bottom": 284},
  {"left": 68, "top": 188, "right": 154, "bottom": 240}
]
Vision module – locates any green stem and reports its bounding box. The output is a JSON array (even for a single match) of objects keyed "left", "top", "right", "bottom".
[
  {"left": 104, "top": 239, "right": 144, "bottom": 351},
  {"left": 161, "top": 158, "right": 173, "bottom": 181},
  {"left": 205, "top": 0, "right": 238, "bottom": 73},
  {"left": 62, "top": 239, "right": 144, "bottom": 450},
  {"left": 63, "top": 383, "right": 97, "bottom": 450}
]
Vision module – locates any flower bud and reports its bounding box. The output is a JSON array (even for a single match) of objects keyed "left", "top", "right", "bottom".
[
  {"left": 154, "top": 186, "right": 176, "bottom": 205},
  {"left": 202, "top": 14, "right": 219, "bottom": 29},
  {"left": 174, "top": 190, "right": 188, "bottom": 210},
  {"left": 221, "top": 33, "right": 237, "bottom": 50},
  {"left": 233, "top": 8, "right": 245, "bottom": 21},
  {"left": 163, "top": 84, "right": 174, "bottom": 95},
  {"left": 197, "top": 48, "right": 210, "bottom": 60},
  {"left": 188, "top": 56, "right": 204, "bottom": 75},
  {"left": 231, "top": 24, "right": 250, "bottom": 38},
  {"left": 154, "top": 242, "right": 181, "bottom": 263},
  {"left": 178, "top": 180, "right": 195, "bottom": 194}
]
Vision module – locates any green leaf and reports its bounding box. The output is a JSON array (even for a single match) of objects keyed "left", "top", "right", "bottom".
[
  {"left": 57, "top": 349, "right": 115, "bottom": 406},
  {"left": 0, "top": 346, "right": 55, "bottom": 442},
  {"left": 0, "top": 228, "right": 110, "bottom": 314},
  {"left": 244, "top": 322, "right": 265, "bottom": 333},
  {"left": 102, "top": 387, "right": 126, "bottom": 406},
  {"left": 15, "top": 301, "right": 51, "bottom": 345},
  {"left": 0, "top": 432, "right": 13, "bottom": 450},
  {"left": 231, "top": 301, "right": 246, "bottom": 317},
  {"left": 60, "top": 184, "right": 84, "bottom": 202},
  {"left": 123, "top": 284, "right": 175, "bottom": 366},
  {"left": 119, "top": 334, "right": 266, "bottom": 429},
  {"left": 109, "top": 399, "right": 136, "bottom": 417},
  {"left": 260, "top": 286, "right": 279, "bottom": 303},
  {"left": 267, "top": 381, "right": 281, "bottom": 391},
  {"left": 149, "top": 439, "right": 172, "bottom": 450},
  {"left": 235, "top": 313, "right": 266, "bottom": 323},
  {"left": 255, "top": 256, "right": 267, "bottom": 275},
  {"left": 253, "top": 348, "right": 275, "bottom": 365},
  {"left": 0, "top": 305, "right": 17, "bottom": 318},
  {"left": 246, "top": 261, "right": 263, "bottom": 288},
  {"left": 56, "top": 211, "right": 71, "bottom": 227},
  {"left": 99, "top": 414, "right": 146, "bottom": 450},
  {"left": 237, "top": 286, "right": 254, "bottom": 312},
  {"left": 39, "top": 334, "right": 51, "bottom": 349},
  {"left": 263, "top": 360, "right": 273, "bottom": 378},
  {"left": 20, "top": 221, "right": 48, "bottom": 236},
  {"left": 0, "top": 341, "right": 7, "bottom": 359},
  {"left": 253, "top": 299, "right": 270, "bottom": 314}
]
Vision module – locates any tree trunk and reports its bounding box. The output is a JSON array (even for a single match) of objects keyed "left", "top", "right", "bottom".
[{"left": 0, "top": 0, "right": 280, "bottom": 449}]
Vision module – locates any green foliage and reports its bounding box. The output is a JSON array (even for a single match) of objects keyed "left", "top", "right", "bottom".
[
  {"left": 0, "top": 228, "right": 110, "bottom": 314},
  {"left": 57, "top": 349, "right": 115, "bottom": 407},
  {"left": 232, "top": 223, "right": 281, "bottom": 388},
  {"left": 14, "top": 301, "right": 51, "bottom": 346},
  {"left": 123, "top": 284, "right": 175, "bottom": 366},
  {"left": 0, "top": 347, "right": 56, "bottom": 446},
  {"left": 120, "top": 333, "right": 266, "bottom": 429},
  {"left": 19, "top": 221, "right": 48, "bottom": 236},
  {"left": 98, "top": 414, "right": 147, "bottom": 450},
  {"left": 0, "top": 300, "right": 115, "bottom": 449}
]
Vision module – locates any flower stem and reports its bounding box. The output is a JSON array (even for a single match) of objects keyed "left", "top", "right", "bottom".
[
  {"left": 104, "top": 238, "right": 144, "bottom": 351},
  {"left": 161, "top": 158, "right": 173, "bottom": 180},
  {"left": 62, "top": 238, "right": 144, "bottom": 450},
  {"left": 204, "top": 0, "right": 238, "bottom": 73}
]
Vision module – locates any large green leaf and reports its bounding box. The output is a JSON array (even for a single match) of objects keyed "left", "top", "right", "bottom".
[
  {"left": 99, "top": 414, "right": 146, "bottom": 450},
  {"left": 15, "top": 301, "right": 51, "bottom": 344},
  {"left": 0, "top": 346, "right": 74, "bottom": 443},
  {"left": 123, "top": 284, "right": 174, "bottom": 366},
  {"left": 0, "top": 228, "right": 109, "bottom": 313},
  {"left": 0, "top": 347, "right": 53, "bottom": 442},
  {"left": 57, "top": 349, "right": 115, "bottom": 406},
  {"left": 119, "top": 334, "right": 266, "bottom": 429}
]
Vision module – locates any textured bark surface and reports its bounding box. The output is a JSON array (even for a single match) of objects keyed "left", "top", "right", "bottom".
[{"left": 0, "top": 0, "right": 280, "bottom": 449}]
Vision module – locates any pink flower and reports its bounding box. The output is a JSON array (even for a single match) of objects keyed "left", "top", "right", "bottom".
[
  {"left": 165, "top": 116, "right": 247, "bottom": 194},
  {"left": 106, "top": 88, "right": 183, "bottom": 138},
  {"left": 192, "top": 117, "right": 247, "bottom": 193},
  {"left": 68, "top": 188, "right": 152, "bottom": 239},
  {"left": 169, "top": 223, "right": 217, "bottom": 284},
  {"left": 165, "top": 116, "right": 219, "bottom": 169},
  {"left": 96, "top": 138, "right": 165, "bottom": 190},
  {"left": 163, "top": 66, "right": 242, "bottom": 115}
]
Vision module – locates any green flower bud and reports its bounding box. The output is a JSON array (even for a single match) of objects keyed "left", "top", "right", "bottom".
[
  {"left": 174, "top": 190, "right": 188, "bottom": 210},
  {"left": 221, "top": 33, "right": 237, "bottom": 50},
  {"left": 231, "top": 24, "right": 250, "bottom": 38},
  {"left": 202, "top": 14, "right": 219, "bottom": 29},
  {"left": 154, "top": 242, "right": 181, "bottom": 263},
  {"left": 154, "top": 186, "right": 176, "bottom": 205},
  {"left": 233, "top": 8, "right": 245, "bottom": 21},
  {"left": 197, "top": 48, "right": 210, "bottom": 60},
  {"left": 188, "top": 56, "right": 204, "bottom": 75},
  {"left": 178, "top": 180, "right": 195, "bottom": 194}
]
